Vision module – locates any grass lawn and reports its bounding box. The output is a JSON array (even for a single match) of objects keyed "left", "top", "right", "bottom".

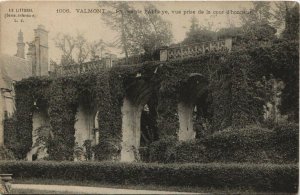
[{"left": 12, "top": 178, "right": 258, "bottom": 194}]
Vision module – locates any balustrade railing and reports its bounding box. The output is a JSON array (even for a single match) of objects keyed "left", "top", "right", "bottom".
[
  {"left": 53, "top": 38, "right": 232, "bottom": 76},
  {"left": 160, "top": 38, "right": 232, "bottom": 61},
  {"left": 54, "top": 59, "right": 110, "bottom": 76}
]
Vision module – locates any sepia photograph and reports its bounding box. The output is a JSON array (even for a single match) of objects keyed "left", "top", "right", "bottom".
[{"left": 0, "top": 1, "right": 299, "bottom": 194}]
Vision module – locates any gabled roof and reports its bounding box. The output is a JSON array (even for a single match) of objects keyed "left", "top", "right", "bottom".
[{"left": 0, "top": 54, "right": 31, "bottom": 89}]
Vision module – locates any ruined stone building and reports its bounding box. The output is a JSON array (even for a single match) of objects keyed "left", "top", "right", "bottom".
[
  {"left": 1, "top": 25, "right": 288, "bottom": 163},
  {"left": 0, "top": 25, "right": 49, "bottom": 148},
  {"left": 14, "top": 38, "right": 235, "bottom": 162}
]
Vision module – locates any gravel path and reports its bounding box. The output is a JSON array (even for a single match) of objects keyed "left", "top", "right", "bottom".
[{"left": 13, "top": 184, "right": 201, "bottom": 194}]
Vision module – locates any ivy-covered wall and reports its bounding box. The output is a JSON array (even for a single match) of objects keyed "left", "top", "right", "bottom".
[
  {"left": 14, "top": 77, "right": 51, "bottom": 159},
  {"left": 11, "top": 41, "right": 296, "bottom": 160}
]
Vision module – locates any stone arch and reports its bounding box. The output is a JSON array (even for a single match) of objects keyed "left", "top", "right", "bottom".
[
  {"left": 120, "top": 75, "right": 157, "bottom": 162},
  {"left": 73, "top": 94, "right": 100, "bottom": 161},
  {"left": 74, "top": 103, "right": 98, "bottom": 148},
  {"left": 94, "top": 111, "right": 99, "bottom": 145},
  {"left": 178, "top": 73, "right": 209, "bottom": 141},
  {"left": 27, "top": 99, "right": 50, "bottom": 161},
  {"left": 140, "top": 102, "right": 158, "bottom": 147}
]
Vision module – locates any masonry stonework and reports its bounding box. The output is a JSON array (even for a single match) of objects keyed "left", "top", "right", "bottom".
[{"left": 27, "top": 25, "right": 49, "bottom": 76}]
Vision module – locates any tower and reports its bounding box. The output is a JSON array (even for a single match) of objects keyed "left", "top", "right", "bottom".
[{"left": 16, "top": 30, "right": 25, "bottom": 58}]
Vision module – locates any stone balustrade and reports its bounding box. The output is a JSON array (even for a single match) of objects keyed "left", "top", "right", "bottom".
[
  {"left": 54, "top": 58, "right": 112, "bottom": 76},
  {"left": 53, "top": 38, "right": 232, "bottom": 76},
  {"left": 160, "top": 38, "right": 232, "bottom": 61}
]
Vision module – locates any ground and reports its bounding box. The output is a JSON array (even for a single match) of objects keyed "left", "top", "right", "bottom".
[{"left": 11, "top": 178, "right": 258, "bottom": 194}]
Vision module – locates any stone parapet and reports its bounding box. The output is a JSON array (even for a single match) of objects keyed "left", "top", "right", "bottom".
[{"left": 160, "top": 38, "right": 232, "bottom": 62}]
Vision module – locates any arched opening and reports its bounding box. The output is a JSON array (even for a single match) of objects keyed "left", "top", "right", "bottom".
[
  {"left": 178, "top": 102, "right": 195, "bottom": 141},
  {"left": 120, "top": 75, "right": 158, "bottom": 162},
  {"left": 74, "top": 97, "right": 98, "bottom": 161},
  {"left": 178, "top": 74, "right": 209, "bottom": 141},
  {"left": 94, "top": 111, "right": 99, "bottom": 145},
  {"left": 194, "top": 93, "right": 211, "bottom": 139},
  {"left": 74, "top": 105, "right": 97, "bottom": 147},
  {"left": 27, "top": 99, "right": 50, "bottom": 161},
  {"left": 140, "top": 103, "right": 158, "bottom": 147}
]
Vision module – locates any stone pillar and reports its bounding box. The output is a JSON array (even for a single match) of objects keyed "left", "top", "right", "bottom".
[
  {"left": 74, "top": 104, "right": 95, "bottom": 148},
  {"left": 120, "top": 98, "right": 143, "bottom": 162},
  {"left": 178, "top": 102, "right": 196, "bottom": 141},
  {"left": 26, "top": 108, "right": 50, "bottom": 161}
]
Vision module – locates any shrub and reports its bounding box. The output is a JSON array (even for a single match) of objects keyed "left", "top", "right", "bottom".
[
  {"left": 0, "top": 161, "right": 297, "bottom": 193},
  {"left": 148, "top": 136, "right": 177, "bottom": 163},
  {"left": 203, "top": 125, "right": 277, "bottom": 163},
  {"left": 273, "top": 123, "right": 299, "bottom": 162},
  {"left": 139, "top": 147, "right": 149, "bottom": 162},
  {"left": 154, "top": 124, "right": 298, "bottom": 164},
  {"left": 175, "top": 140, "right": 206, "bottom": 163},
  {"left": 0, "top": 146, "right": 15, "bottom": 160},
  {"left": 93, "top": 138, "right": 121, "bottom": 161}
]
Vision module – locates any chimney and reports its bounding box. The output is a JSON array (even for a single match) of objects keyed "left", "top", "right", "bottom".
[
  {"left": 27, "top": 41, "right": 36, "bottom": 76},
  {"left": 33, "top": 25, "right": 49, "bottom": 76},
  {"left": 16, "top": 30, "right": 25, "bottom": 58}
]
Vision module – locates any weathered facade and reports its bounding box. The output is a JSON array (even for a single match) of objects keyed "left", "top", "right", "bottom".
[
  {"left": 13, "top": 38, "right": 235, "bottom": 162},
  {"left": 0, "top": 25, "right": 48, "bottom": 151},
  {"left": 6, "top": 34, "right": 290, "bottom": 163},
  {"left": 0, "top": 54, "right": 31, "bottom": 145}
]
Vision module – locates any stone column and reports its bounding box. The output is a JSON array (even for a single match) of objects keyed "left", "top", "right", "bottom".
[
  {"left": 177, "top": 102, "right": 196, "bottom": 141},
  {"left": 120, "top": 97, "right": 143, "bottom": 162}
]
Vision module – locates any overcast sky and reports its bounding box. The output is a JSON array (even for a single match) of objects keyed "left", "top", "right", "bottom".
[{"left": 1, "top": 1, "right": 255, "bottom": 61}]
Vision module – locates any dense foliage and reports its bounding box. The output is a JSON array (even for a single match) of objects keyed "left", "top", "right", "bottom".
[
  {"left": 3, "top": 116, "right": 17, "bottom": 157},
  {"left": 0, "top": 161, "right": 297, "bottom": 193},
  {"left": 13, "top": 77, "right": 51, "bottom": 159},
  {"left": 8, "top": 38, "right": 298, "bottom": 161},
  {"left": 0, "top": 146, "right": 15, "bottom": 160},
  {"left": 147, "top": 124, "right": 298, "bottom": 164},
  {"left": 10, "top": 53, "right": 222, "bottom": 160}
]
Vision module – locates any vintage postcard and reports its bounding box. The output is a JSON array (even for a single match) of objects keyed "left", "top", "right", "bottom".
[{"left": 0, "top": 1, "right": 298, "bottom": 194}]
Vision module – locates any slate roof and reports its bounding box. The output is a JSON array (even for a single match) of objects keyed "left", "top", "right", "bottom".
[{"left": 0, "top": 54, "right": 31, "bottom": 89}]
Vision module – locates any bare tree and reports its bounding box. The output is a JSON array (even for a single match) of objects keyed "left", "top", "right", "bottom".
[
  {"left": 54, "top": 32, "right": 104, "bottom": 65},
  {"left": 75, "top": 33, "right": 89, "bottom": 64},
  {"left": 54, "top": 33, "right": 76, "bottom": 66}
]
